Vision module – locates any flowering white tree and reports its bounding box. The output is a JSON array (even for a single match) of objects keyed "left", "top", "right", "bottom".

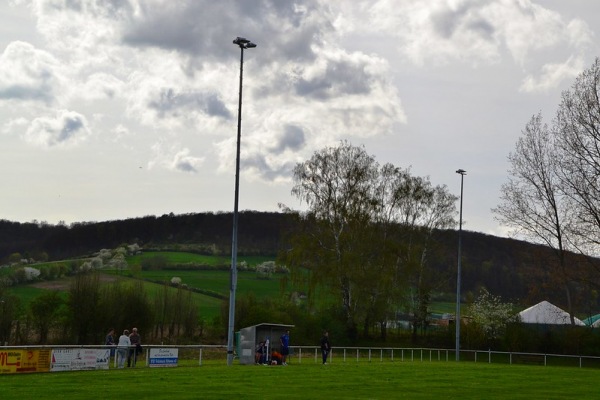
[
  {"left": 108, "top": 253, "right": 128, "bottom": 272},
  {"left": 97, "top": 249, "right": 113, "bottom": 263},
  {"left": 171, "top": 277, "right": 182, "bottom": 285},
  {"left": 23, "top": 267, "right": 41, "bottom": 281},
  {"left": 256, "top": 261, "right": 275, "bottom": 280},
  {"left": 468, "top": 288, "right": 515, "bottom": 341},
  {"left": 127, "top": 243, "right": 141, "bottom": 255}
]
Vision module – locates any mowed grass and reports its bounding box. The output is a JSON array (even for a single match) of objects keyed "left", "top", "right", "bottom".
[
  {"left": 127, "top": 251, "right": 273, "bottom": 267},
  {"left": 1, "top": 361, "right": 598, "bottom": 399},
  {"left": 141, "top": 270, "right": 286, "bottom": 298},
  {"left": 7, "top": 250, "right": 283, "bottom": 320}
]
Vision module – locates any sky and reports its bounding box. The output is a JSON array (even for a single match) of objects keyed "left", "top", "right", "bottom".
[{"left": 1, "top": 0, "right": 599, "bottom": 238}]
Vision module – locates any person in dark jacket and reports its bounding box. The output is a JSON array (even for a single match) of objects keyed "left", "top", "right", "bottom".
[
  {"left": 320, "top": 330, "right": 330, "bottom": 364},
  {"left": 105, "top": 328, "right": 115, "bottom": 357},
  {"left": 280, "top": 330, "right": 290, "bottom": 365},
  {"left": 128, "top": 327, "right": 142, "bottom": 367}
]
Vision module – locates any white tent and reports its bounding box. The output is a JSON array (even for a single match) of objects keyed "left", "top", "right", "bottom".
[{"left": 518, "top": 300, "right": 585, "bottom": 326}]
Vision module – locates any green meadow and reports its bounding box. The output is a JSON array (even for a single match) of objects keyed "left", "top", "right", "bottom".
[
  {"left": 6, "top": 252, "right": 284, "bottom": 321},
  {"left": 127, "top": 251, "right": 273, "bottom": 268},
  {"left": 1, "top": 361, "right": 597, "bottom": 399},
  {"left": 7, "top": 251, "right": 460, "bottom": 321}
]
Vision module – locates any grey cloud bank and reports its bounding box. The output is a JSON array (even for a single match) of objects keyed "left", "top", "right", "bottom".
[{"left": 0, "top": 0, "right": 598, "bottom": 239}]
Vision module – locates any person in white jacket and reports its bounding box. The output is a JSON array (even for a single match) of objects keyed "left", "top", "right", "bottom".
[{"left": 117, "top": 329, "right": 131, "bottom": 368}]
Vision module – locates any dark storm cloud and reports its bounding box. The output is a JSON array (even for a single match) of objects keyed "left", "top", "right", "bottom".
[
  {"left": 121, "top": 0, "right": 327, "bottom": 63},
  {"left": 272, "top": 124, "right": 306, "bottom": 154},
  {"left": 148, "top": 88, "right": 231, "bottom": 119},
  {"left": 0, "top": 83, "right": 53, "bottom": 102},
  {"left": 175, "top": 159, "right": 197, "bottom": 172},
  {"left": 467, "top": 19, "right": 495, "bottom": 37},
  {"left": 243, "top": 153, "right": 295, "bottom": 181},
  {"left": 431, "top": 2, "right": 495, "bottom": 40},
  {"left": 27, "top": 111, "right": 90, "bottom": 147},
  {"left": 295, "top": 60, "right": 372, "bottom": 100},
  {"left": 47, "top": 0, "right": 133, "bottom": 19},
  {"left": 57, "top": 114, "right": 85, "bottom": 143}
]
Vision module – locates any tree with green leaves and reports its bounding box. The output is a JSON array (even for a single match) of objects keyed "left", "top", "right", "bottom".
[
  {"left": 0, "top": 285, "right": 20, "bottom": 345},
  {"left": 286, "top": 142, "right": 379, "bottom": 338},
  {"left": 29, "top": 291, "right": 65, "bottom": 344},
  {"left": 283, "top": 141, "right": 457, "bottom": 340},
  {"left": 68, "top": 272, "right": 102, "bottom": 344}
]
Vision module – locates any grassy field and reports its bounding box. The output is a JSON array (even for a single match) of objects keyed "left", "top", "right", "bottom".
[
  {"left": 6, "top": 252, "right": 284, "bottom": 320},
  {"left": 1, "top": 361, "right": 597, "bottom": 399},
  {"left": 141, "top": 270, "right": 286, "bottom": 298},
  {"left": 6, "top": 251, "right": 457, "bottom": 321},
  {"left": 127, "top": 251, "right": 273, "bottom": 267},
  {"left": 7, "top": 270, "right": 286, "bottom": 321},
  {"left": 7, "top": 268, "right": 455, "bottom": 321}
]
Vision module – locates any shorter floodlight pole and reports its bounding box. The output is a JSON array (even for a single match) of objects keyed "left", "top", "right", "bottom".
[{"left": 455, "top": 169, "right": 466, "bottom": 361}]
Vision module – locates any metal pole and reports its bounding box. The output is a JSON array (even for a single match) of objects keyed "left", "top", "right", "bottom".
[
  {"left": 227, "top": 45, "right": 245, "bottom": 367},
  {"left": 455, "top": 169, "right": 466, "bottom": 361}
]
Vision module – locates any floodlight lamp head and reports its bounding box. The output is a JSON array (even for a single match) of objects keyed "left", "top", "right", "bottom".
[
  {"left": 245, "top": 42, "right": 257, "bottom": 48},
  {"left": 233, "top": 37, "right": 250, "bottom": 45},
  {"left": 456, "top": 169, "right": 466, "bottom": 175}
]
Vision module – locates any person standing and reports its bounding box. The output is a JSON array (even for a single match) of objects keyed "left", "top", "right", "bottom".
[
  {"left": 280, "top": 330, "right": 290, "bottom": 365},
  {"left": 128, "top": 327, "right": 142, "bottom": 367},
  {"left": 105, "top": 328, "right": 115, "bottom": 357},
  {"left": 117, "top": 329, "right": 131, "bottom": 369},
  {"left": 320, "top": 330, "right": 331, "bottom": 364}
]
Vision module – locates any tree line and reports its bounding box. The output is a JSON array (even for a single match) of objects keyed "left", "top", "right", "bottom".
[
  {"left": 0, "top": 211, "right": 291, "bottom": 262},
  {"left": 0, "top": 273, "right": 204, "bottom": 346},
  {"left": 1, "top": 216, "right": 595, "bottom": 318}
]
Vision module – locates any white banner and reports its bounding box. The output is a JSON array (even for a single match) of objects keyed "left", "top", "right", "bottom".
[
  {"left": 149, "top": 348, "right": 178, "bottom": 367},
  {"left": 51, "top": 349, "right": 110, "bottom": 371}
]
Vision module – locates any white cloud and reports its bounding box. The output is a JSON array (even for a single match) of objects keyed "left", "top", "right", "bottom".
[
  {"left": 2, "top": 116, "right": 28, "bottom": 134},
  {"left": 80, "top": 73, "right": 124, "bottom": 100},
  {"left": 0, "top": 41, "right": 60, "bottom": 102},
  {"left": 520, "top": 55, "right": 586, "bottom": 93},
  {"left": 339, "top": 0, "right": 592, "bottom": 69},
  {"left": 149, "top": 141, "right": 205, "bottom": 173},
  {"left": 24, "top": 109, "right": 91, "bottom": 147},
  {"left": 169, "top": 148, "right": 204, "bottom": 173}
]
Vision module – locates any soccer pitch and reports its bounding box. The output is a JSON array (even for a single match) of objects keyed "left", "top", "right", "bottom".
[{"left": 1, "top": 361, "right": 597, "bottom": 399}]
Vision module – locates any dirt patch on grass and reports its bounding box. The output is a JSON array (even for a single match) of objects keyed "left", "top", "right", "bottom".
[{"left": 30, "top": 274, "right": 120, "bottom": 291}]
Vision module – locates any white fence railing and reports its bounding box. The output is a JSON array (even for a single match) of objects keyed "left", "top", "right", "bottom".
[
  {"left": 290, "top": 347, "right": 600, "bottom": 368},
  {"left": 3, "top": 344, "right": 600, "bottom": 369}
]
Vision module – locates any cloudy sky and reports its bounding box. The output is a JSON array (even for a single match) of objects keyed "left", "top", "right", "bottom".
[{"left": 1, "top": 0, "right": 599, "bottom": 238}]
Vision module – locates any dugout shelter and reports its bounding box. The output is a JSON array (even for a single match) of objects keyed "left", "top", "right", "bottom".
[{"left": 237, "top": 323, "right": 294, "bottom": 365}]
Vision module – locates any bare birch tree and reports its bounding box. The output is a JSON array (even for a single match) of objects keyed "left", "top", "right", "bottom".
[
  {"left": 494, "top": 113, "right": 578, "bottom": 323},
  {"left": 555, "top": 57, "right": 600, "bottom": 253}
]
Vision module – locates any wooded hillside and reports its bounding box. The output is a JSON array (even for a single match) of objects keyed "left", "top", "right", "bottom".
[{"left": 1, "top": 211, "right": 596, "bottom": 309}]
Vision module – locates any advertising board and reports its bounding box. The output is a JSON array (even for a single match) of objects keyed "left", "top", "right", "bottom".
[{"left": 149, "top": 348, "right": 178, "bottom": 367}]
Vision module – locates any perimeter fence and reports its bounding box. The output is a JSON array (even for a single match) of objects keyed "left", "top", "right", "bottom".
[{"left": 3, "top": 343, "right": 600, "bottom": 373}]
